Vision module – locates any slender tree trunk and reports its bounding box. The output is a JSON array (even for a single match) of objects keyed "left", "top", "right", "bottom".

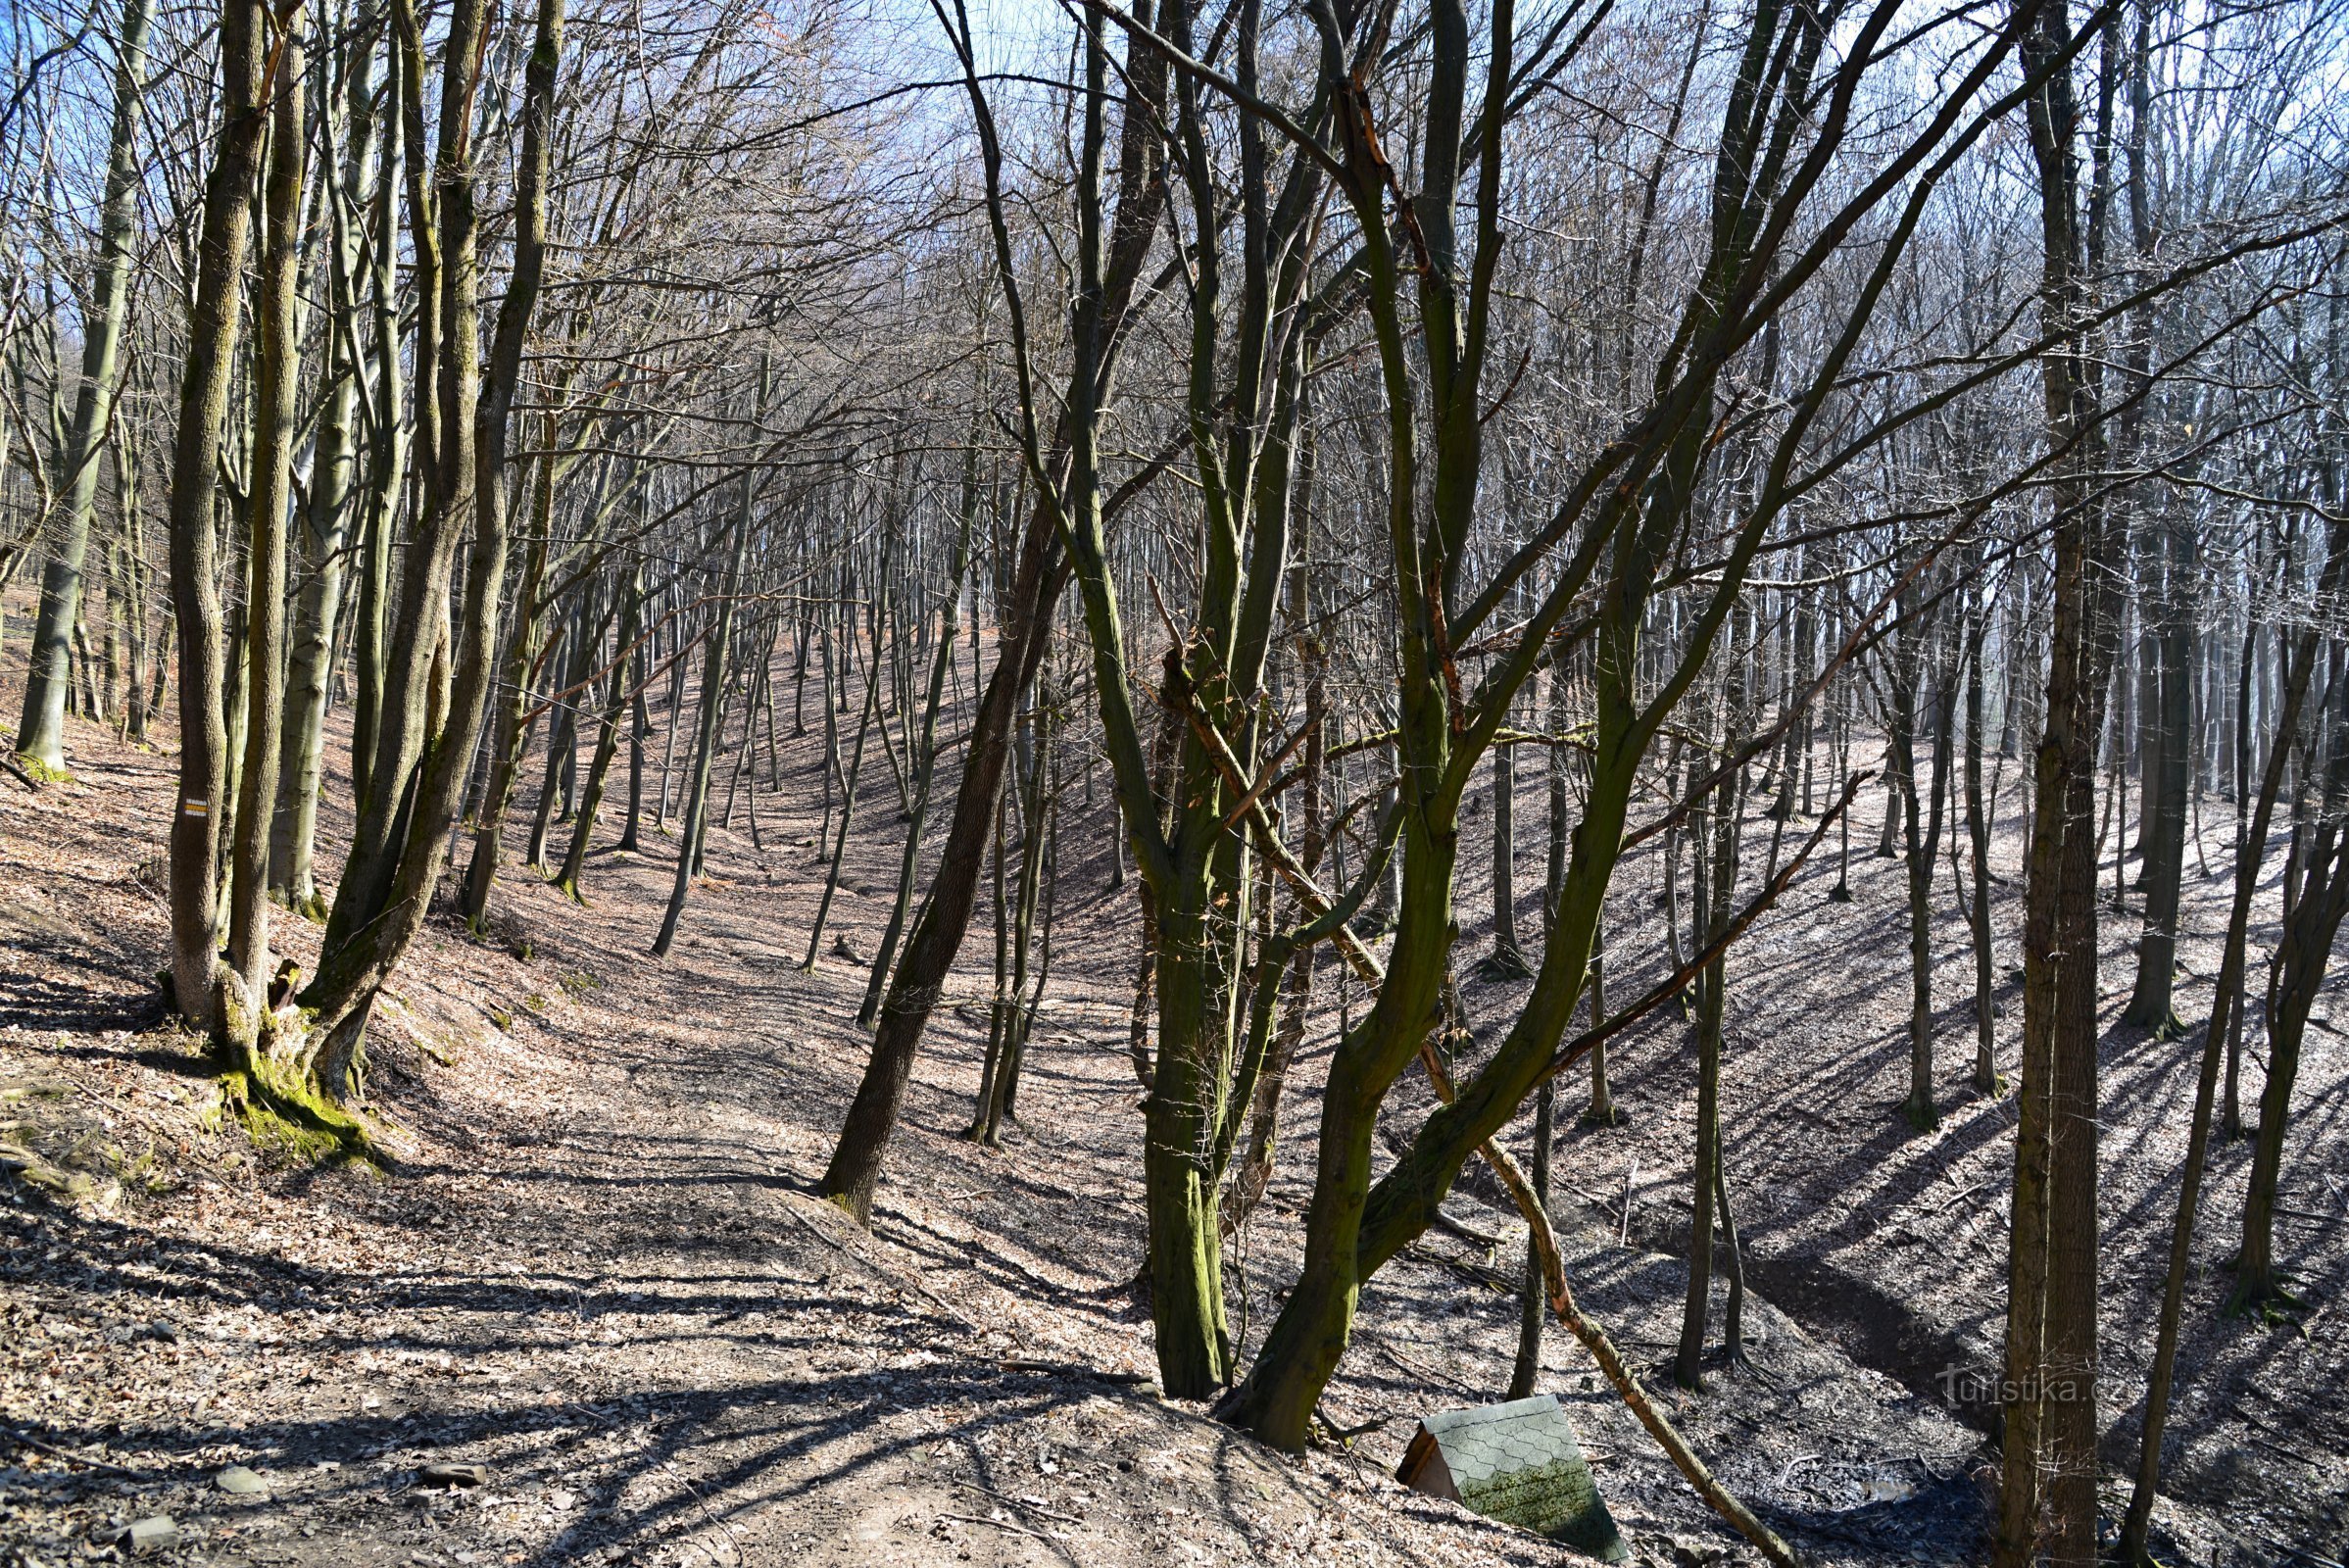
[
  {"left": 2120, "top": 521, "right": 2335, "bottom": 1557},
  {"left": 462, "top": 440, "right": 556, "bottom": 927},
  {"left": 653, "top": 504, "right": 749, "bottom": 957},
  {"left": 2231, "top": 675, "right": 2349, "bottom": 1313},
  {"left": 557, "top": 559, "right": 643, "bottom": 900},
  {"left": 15, "top": 0, "right": 153, "bottom": 779},
  {"left": 1676, "top": 747, "right": 1742, "bottom": 1388},
  {"left": 618, "top": 645, "right": 649, "bottom": 853},
  {"left": 164, "top": 0, "right": 268, "bottom": 1035},
  {"left": 1996, "top": 14, "right": 2119, "bottom": 1551},
  {"left": 1964, "top": 578, "right": 1999, "bottom": 1094},
  {"left": 1891, "top": 584, "right": 1939, "bottom": 1128},
  {"left": 222, "top": 10, "right": 308, "bottom": 1060},
  {"left": 2125, "top": 512, "right": 2195, "bottom": 1032},
  {"left": 269, "top": 24, "right": 378, "bottom": 915},
  {"left": 301, "top": 0, "right": 563, "bottom": 1100},
  {"left": 1507, "top": 1076, "right": 1553, "bottom": 1398},
  {"left": 859, "top": 475, "right": 975, "bottom": 1027},
  {"left": 804, "top": 586, "right": 887, "bottom": 969},
  {"left": 528, "top": 606, "right": 591, "bottom": 869},
  {"left": 1486, "top": 734, "right": 1528, "bottom": 974},
  {"left": 348, "top": 45, "right": 404, "bottom": 807}
]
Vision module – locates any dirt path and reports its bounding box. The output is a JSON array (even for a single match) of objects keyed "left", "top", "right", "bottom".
[
  {"left": 0, "top": 711, "right": 1671, "bottom": 1568},
  {"left": 3, "top": 653, "right": 2317, "bottom": 1567}
]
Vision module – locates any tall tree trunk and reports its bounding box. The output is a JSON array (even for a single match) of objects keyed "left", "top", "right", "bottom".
[
  {"left": 1507, "top": 1076, "right": 1553, "bottom": 1399},
  {"left": 1995, "top": 11, "right": 2120, "bottom": 1553},
  {"left": 1677, "top": 729, "right": 1745, "bottom": 1387},
  {"left": 15, "top": 0, "right": 153, "bottom": 779},
  {"left": 557, "top": 558, "right": 643, "bottom": 900},
  {"left": 222, "top": 7, "right": 308, "bottom": 1060},
  {"left": 1963, "top": 575, "right": 1999, "bottom": 1094},
  {"left": 653, "top": 505, "right": 749, "bottom": 958},
  {"left": 2119, "top": 518, "right": 2338, "bottom": 1558},
  {"left": 165, "top": 0, "right": 269, "bottom": 1034},
  {"left": 2230, "top": 662, "right": 2349, "bottom": 1314},
  {"left": 859, "top": 469, "right": 976, "bottom": 1028},
  {"left": 1891, "top": 579, "right": 1940, "bottom": 1128},
  {"left": 462, "top": 439, "right": 556, "bottom": 926},
  {"left": 527, "top": 605, "right": 591, "bottom": 869},
  {"left": 2124, "top": 511, "right": 2194, "bottom": 1032},
  {"left": 618, "top": 644, "right": 649, "bottom": 854},
  {"left": 815, "top": 0, "right": 1168, "bottom": 1235},
  {"left": 347, "top": 29, "right": 404, "bottom": 808},
  {"left": 803, "top": 591, "right": 885, "bottom": 970},
  {"left": 270, "top": 22, "right": 378, "bottom": 916},
  {"left": 301, "top": 0, "right": 563, "bottom": 1100}
]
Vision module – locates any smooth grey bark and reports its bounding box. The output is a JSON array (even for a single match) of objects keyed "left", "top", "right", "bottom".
[
  {"left": 652, "top": 502, "right": 748, "bottom": 957},
  {"left": 164, "top": 0, "right": 269, "bottom": 1034},
  {"left": 461, "top": 443, "right": 555, "bottom": 927},
  {"left": 15, "top": 0, "right": 153, "bottom": 778},
  {"left": 221, "top": 4, "right": 308, "bottom": 1054},
  {"left": 1507, "top": 1075, "right": 1553, "bottom": 1398},
  {"left": 270, "top": 17, "right": 378, "bottom": 914},
  {"left": 859, "top": 474, "right": 975, "bottom": 1027},
  {"left": 557, "top": 557, "right": 643, "bottom": 899},
  {"left": 347, "top": 19, "right": 404, "bottom": 806}
]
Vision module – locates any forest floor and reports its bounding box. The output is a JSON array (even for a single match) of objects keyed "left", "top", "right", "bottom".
[{"left": 1, "top": 630, "right": 2344, "bottom": 1568}]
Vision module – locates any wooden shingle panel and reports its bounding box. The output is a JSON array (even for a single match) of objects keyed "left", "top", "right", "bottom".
[{"left": 1395, "top": 1396, "right": 1628, "bottom": 1562}]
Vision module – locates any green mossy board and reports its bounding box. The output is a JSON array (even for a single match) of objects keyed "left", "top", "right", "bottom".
[{"left": 1396, "top": 1395, "right": 1629, "bottom": 1562}]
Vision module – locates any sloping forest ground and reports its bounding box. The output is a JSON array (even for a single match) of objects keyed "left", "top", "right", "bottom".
[{"left": 2, "top": 614, "right": 2343, "bottom": 1568}]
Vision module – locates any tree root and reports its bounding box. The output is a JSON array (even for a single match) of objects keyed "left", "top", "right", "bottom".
[{"left": 2225, "top": 1274, "right": 2307, "bottom": 1326}]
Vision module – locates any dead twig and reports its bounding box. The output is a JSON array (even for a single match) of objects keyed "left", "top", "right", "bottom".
[
  {"left": 0, "top": 1424, "right": 161, "bottom": 1479},
  {"left": 954, "top": 1479, "right": 1083, "bottom": 1524},
  {"left": 939, "top": 1510, "right": 1061, "bottom": 1545},
  {"left": 1314, "top": 1403, "right": 1391, "bottom": 1440}
]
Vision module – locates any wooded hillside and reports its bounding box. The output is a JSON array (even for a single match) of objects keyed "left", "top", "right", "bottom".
[{"left": 2, "top": 0, "right": 2347, "bottom": 1562}]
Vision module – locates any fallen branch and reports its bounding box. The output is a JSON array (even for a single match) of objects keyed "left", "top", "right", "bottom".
[
  {"left": 939, "top": 1510, "right": 1060, "bottom": 1545},
  {"left": 0, "top": 1424, "right": 160, "bottom": 1479},
  {"left": 998, "top": 1356, "right": 1153, "bottom": 1387},
  {"left": 1415, "top": 1042, "right": 1800, "bottom": 1568},
  {"left": 1430, "top": 1204, "right": 1512, "bottom": 1250},
  {"left": 954, "top": 1479, "right": 1084, "bottom": 1524},
  {"left": 1314, "top": 1403, "right": 1392, "bottom": 1440}
]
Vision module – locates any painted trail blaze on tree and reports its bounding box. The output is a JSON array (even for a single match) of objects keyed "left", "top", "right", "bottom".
[{"left": 1396, "top": 1396, "right": 1628, "bottom": 1561}]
